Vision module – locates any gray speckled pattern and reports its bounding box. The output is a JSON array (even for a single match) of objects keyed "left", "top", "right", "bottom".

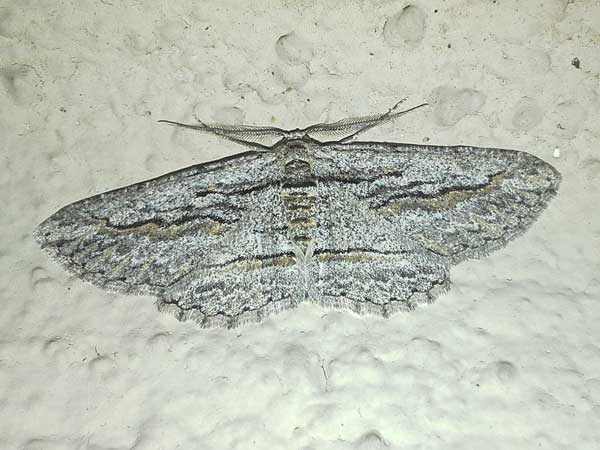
[{"left": 34, "top": 115, "right": 561, "bottom": 328}]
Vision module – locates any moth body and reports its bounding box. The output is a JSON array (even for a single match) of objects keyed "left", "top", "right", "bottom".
[{"left": 35, "top": 105, "right": 561, "bottom": 328}]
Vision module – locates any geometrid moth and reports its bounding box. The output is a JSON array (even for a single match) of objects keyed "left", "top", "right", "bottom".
[{"left": 35, "top": 102, "right": 561, "bottom": 328}]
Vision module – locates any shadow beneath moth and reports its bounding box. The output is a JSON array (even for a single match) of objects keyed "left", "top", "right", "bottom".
[{"left": 35, "top": 101, "right": 561, "bottom": 328}]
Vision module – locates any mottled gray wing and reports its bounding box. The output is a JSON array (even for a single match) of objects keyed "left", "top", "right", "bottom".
[
  {"left": 308, "top": 142, "right": 560, "bottom": 315},
  {"left": 35, "top": 150, "right": 301, "bottom": 327}
]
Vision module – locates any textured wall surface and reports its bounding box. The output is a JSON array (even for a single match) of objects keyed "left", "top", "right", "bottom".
[{"left": 1, "top": 1, "right": 599, "bottom": 449}]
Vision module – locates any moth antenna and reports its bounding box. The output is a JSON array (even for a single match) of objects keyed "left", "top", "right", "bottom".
[
  {"left": 158, "top": 119, "right": 286, "bottom": 150},
  {"left": 296, "top": 100, "right": 428, "bottom": 143},
  {"left": 336, "top": 101, "right": 429, "bottom": 143}
]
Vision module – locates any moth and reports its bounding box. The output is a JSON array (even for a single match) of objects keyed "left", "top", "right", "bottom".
[{"left": 35, "top": 101, "right": 561, "bottom": 328}]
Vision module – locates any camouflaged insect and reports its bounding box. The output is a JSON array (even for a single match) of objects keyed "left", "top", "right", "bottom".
[{"left": 35, "top": 102, "right": 561, "bottom": 328}]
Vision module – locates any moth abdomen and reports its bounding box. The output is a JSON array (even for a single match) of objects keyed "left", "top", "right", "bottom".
[{"left": 280, "top": 157, "right": 320, "bottom": 249}]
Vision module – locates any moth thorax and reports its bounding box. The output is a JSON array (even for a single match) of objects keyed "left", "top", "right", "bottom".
[{"left": 280, "top": 158, "right": 318, "bottom": 247}]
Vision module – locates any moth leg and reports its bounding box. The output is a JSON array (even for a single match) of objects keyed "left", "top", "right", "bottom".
[{"left": 301, "top": 99, "right": 428, "bottom": 143}]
